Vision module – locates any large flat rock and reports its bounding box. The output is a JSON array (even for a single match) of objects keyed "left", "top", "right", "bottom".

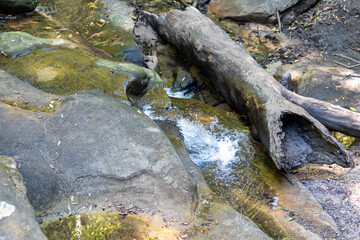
[{"left": 0, "top": 70, "right": 196, "bottom": 224}]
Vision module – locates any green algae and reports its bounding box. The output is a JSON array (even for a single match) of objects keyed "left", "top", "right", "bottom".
[
  {"left": 87, "top": 26, "right": 137, "bottom": 61},
  {"left": 35, "top": 0, "right": 141, "bottom": 62},
  {"left": 42, "top": 212, "right": 178, "bottom": 240},
  {"left": 0, "top": 48, "right": 136, "bottom": 101},
  {"left": 2, "top": 98, "right": 61, "bottom": 112},
  {"left": 42, "top": 213, "right": 136, "bottom": 240}
]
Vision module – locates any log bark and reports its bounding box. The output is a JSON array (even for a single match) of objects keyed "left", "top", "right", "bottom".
[{"left": 145, "top": 7, "right": 356, "bottom": 170}]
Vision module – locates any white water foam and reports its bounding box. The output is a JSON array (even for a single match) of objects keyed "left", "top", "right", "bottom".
[
  {"left": 177, "top": 118, "right": 241, "bottom": 169},
  {"left": 142, "top": 93, "right": 245, "bottom": 170},
  {"left": 141, "top": 105, "right": 165, "bottom": 121},
  {"left": 164, "top": 87, "right": 194, "bottom": 99}
]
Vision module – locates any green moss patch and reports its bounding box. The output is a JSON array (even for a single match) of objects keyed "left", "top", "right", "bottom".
[
  {"left": 42, "top": 213, "right": 139, "bottom": 240},
  {"left": 0, "top": 48, "right": 131, "bottom": 100}
]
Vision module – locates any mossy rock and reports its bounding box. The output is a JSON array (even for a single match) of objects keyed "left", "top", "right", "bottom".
[
  {"left": 0, "top": 32, "right": 76, "bottom": 56},
  {"left": 34, "top": 0, "right": 143, "bottom": 64},
  {"left": 42, "top": 213, "right": 178, "bottom": 240},
  {"left": 0, "top": 33, "right": 162, "bottom": 101},
  {"left": 0, "top": 48, "right": 129, "bottom": 100}
]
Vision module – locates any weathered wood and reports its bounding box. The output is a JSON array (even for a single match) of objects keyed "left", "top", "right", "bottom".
[
  {"left": 280, "top": 89, "right": 360, "bottom": 138},
  {"left": 146, "top": 7, "right": 355, "bottom": 170}
]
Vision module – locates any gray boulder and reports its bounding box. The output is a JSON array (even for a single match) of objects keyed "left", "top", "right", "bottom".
[
  {"left": 0, "top": 156, "right": 47, "bottom": 240},
  {"left": 208, "top": 0, "right": 277, "bottom": 22},
  {"left": 208, "top": 0, "right": 315, "bottom": 23},
  {"left": 0, "top": 80, "right": 196, "bottom": 224}
]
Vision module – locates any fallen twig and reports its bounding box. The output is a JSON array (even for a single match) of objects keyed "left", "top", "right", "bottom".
[
  {"left": 276, "top": 10, "right": 282, "bottom": 32},
  {"left": 334, "top": 53, "right": 360, "bottom": 64},
  {"left": 333, "top": 53, "right": 360, "bottom": 68},
  {"left": 334, "top": 61, "right": 360, "bottom": 69}
]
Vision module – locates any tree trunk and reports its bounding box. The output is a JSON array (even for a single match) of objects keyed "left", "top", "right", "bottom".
[{"left": 145, "top": 7, "right": 356, "bottom": 170}]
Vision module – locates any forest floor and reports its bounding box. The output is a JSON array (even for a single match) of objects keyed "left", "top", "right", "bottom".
[{"left": 275, "top": 0, "right": 360, "bottom": 67}]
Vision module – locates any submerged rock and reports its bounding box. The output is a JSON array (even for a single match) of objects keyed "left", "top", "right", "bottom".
[
  {"left": 168, "top": 136, "right": 270, "bottom": 240},
  {"left": 0, "top": 156, "right": 47, "bottom": 240},
  {"left": 0, "top": 31, "right": 77, "bottom": 56},
  {"left": 35, "top": 0, "right": 143, "bottom": 64},
  {"left": 0, "top": 32, "right": 160, "bottom": 101}
]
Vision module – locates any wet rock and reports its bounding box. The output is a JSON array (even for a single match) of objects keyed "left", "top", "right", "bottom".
[
  {"left": 0, "top": 32, "right": 161, "bottom": 101},
  {"left": 0, "top": 0, "right": 38, "bottom": 14},
  {"left": 101, "top": 0, "right": 135, "bottom": 31},
  {"left": 136, "top": 0, "right": 184, "bottom": 14},
  {"left": 171, "top": 67, "right": 196, "bottom": 91},
  {"left": 98, "top": 0, "right": 144, "bottom": 64},
  {"left": 160, "top": 67, "right": 196, "bottom": 94},
  {"left": 115, "top": 46, "right": 144, "bottom": 66},
  {"left": 0, "top": 31, "right": 77, "bottom": 56},
  {"left": 171, "top": 98, "right": 335, "bottom": 239},
  {"left": 31, "top": 0, "right": 143, "bottom": 65},
  {"left": 0, "top": 156, "right": 47, "bottom": 240}
]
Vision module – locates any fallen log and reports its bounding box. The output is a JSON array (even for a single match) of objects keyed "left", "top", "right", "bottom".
[
  {"left": 145, "top": 7, "right": 356, "bottom": 170},
  {"left": 280, "top": 89, "right": 360, "bottom": 138}
]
